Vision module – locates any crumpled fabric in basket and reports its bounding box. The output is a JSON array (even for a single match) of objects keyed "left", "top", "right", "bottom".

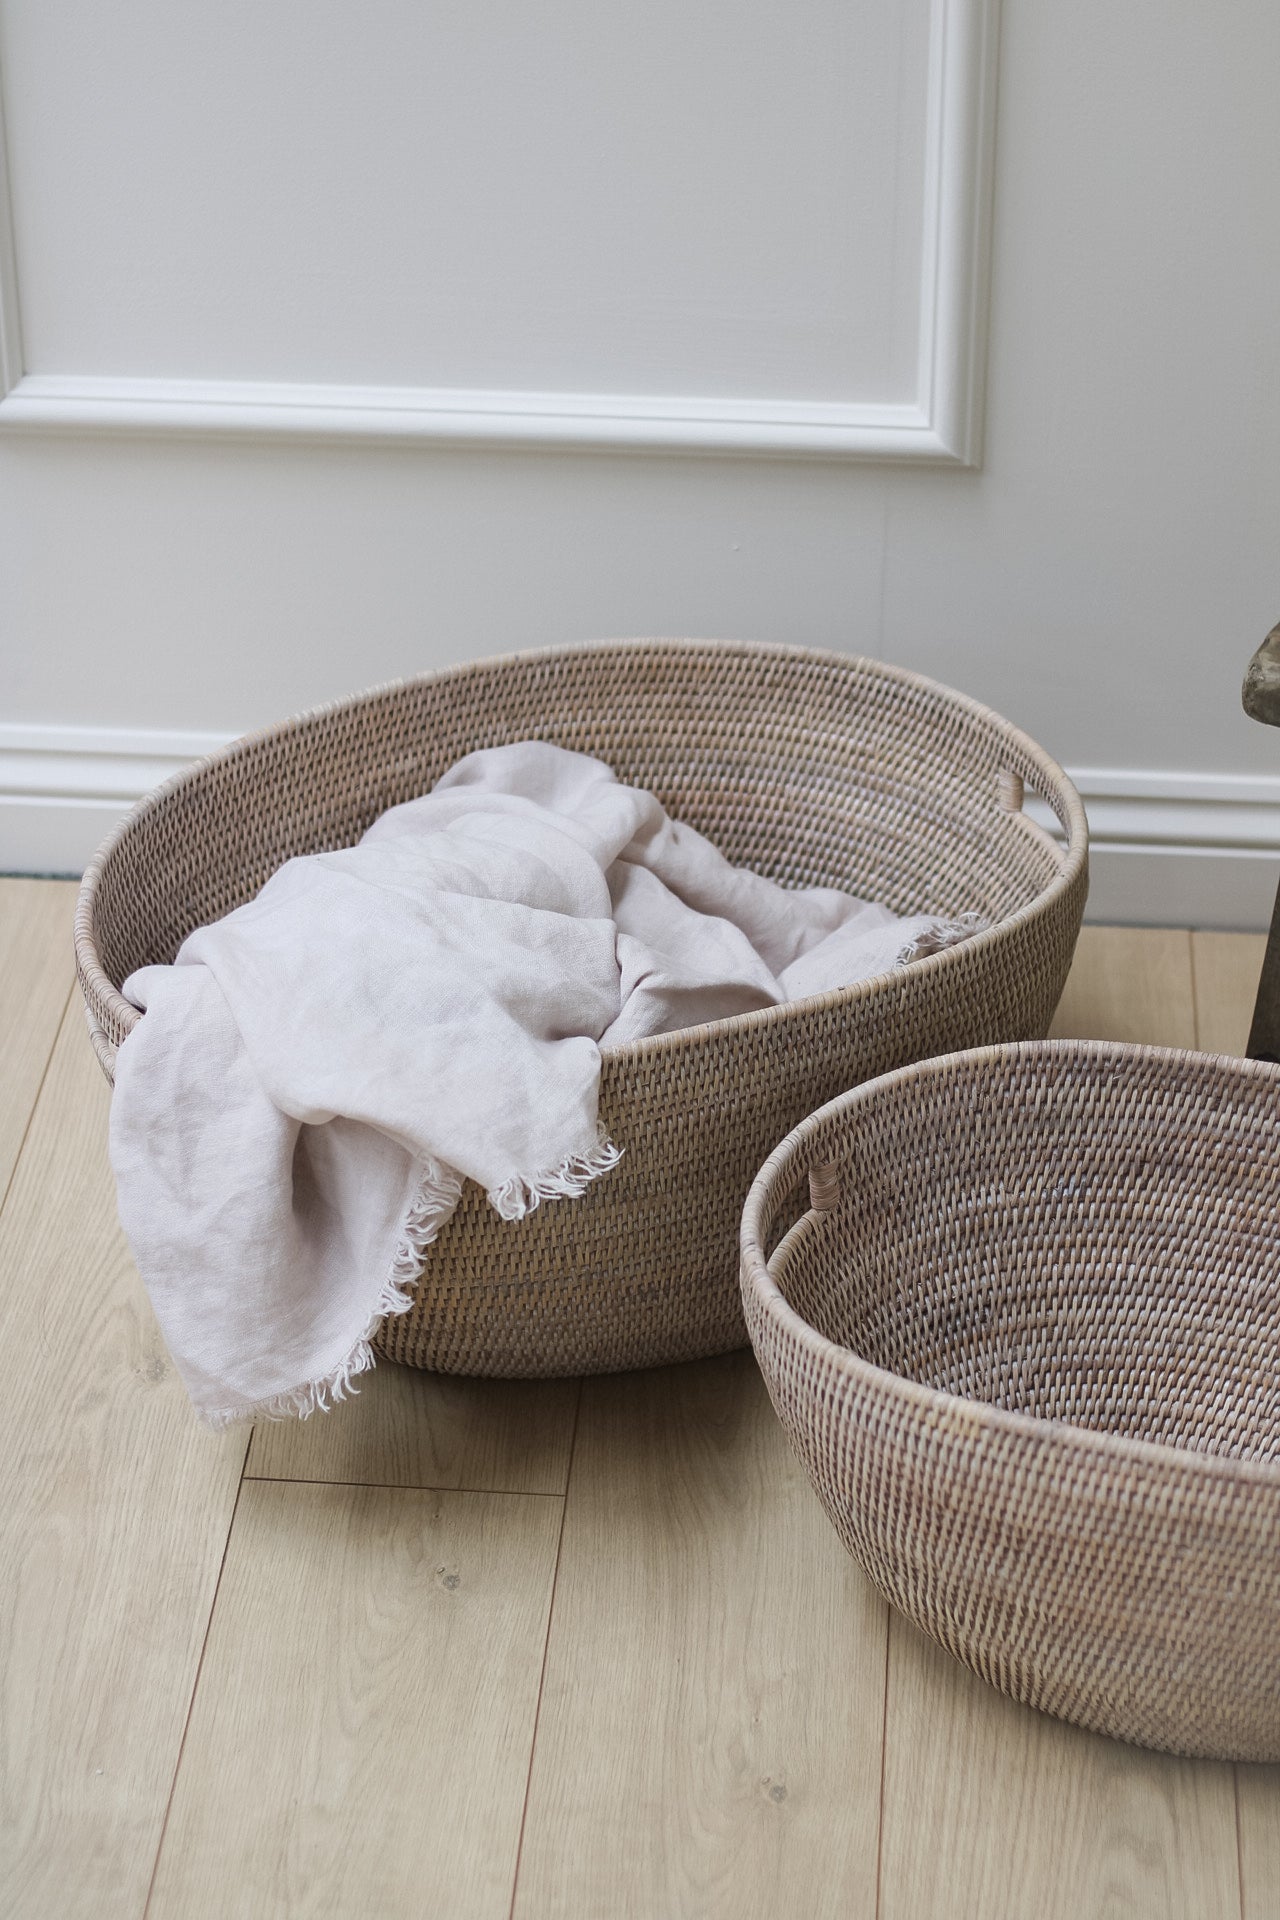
[{"left": 109, "top": 741, "right": 982, "bottom": 1427}]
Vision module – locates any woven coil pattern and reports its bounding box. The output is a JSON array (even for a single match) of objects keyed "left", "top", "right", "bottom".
[
  {"left": 76, "top": 640, "right": 1086, "bottom": 1378},
  {"left": 741, "top": 1038, "right": 1280, "bottom": 1761}
]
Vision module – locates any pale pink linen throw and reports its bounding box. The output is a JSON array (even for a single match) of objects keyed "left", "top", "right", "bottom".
[{"left": 110, "top": 743, "right": 980, "bottom": 1426}]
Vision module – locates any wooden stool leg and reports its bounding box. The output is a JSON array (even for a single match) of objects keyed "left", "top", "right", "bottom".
[{"left": 1246, "top": 872, "right": 1280, "bottom": 1062}]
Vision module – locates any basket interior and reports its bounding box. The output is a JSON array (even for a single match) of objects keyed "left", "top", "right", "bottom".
[
  {"left": 87, "top": 644, "right": 1070, "bottom": 999},
  {"left": 770, "top": 1047, "right": 1280, "bottom": 1464}
]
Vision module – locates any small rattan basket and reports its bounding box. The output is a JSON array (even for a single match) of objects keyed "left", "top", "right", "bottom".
[
  {"left": 77, "top": 639, "right": 1086, "bottom": 1379},
  {"left": 741, "top": 1037, "right": 1280, "bottom": 1761}
]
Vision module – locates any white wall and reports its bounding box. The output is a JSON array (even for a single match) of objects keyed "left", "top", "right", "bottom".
[{"left": 2, "top": 0, "right": 1278, "bottom": 924}]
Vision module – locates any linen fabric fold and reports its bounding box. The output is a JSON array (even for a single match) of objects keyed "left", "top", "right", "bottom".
[{"left": 110, "top": 742, "right": 980, "bottom": 1425}]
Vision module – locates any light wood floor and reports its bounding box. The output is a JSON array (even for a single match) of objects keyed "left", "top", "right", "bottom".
[{"left": 2, "top": 880, "right": 1278, "bottom": 1919}]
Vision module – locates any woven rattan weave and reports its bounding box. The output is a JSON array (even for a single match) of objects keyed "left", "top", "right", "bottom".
[
  {"left": 76, "top": 639, "right": 1086, "bottom": 1378},
  {"left": 741, "top": 1038, "right": 1280, "bottom": 1761}
]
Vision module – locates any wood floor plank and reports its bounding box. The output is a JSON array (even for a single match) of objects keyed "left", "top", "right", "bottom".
[
  {"left": 4, "top": 899, "right": 1260, "bottom": 1918},
  {"left": 1050, "top": 924, "right": 1196, "bottom": 1048},
  {"left": 513, "top": 1351, "right": 887, "bottom": 1920},
  {"left": 0, "top": 879, "right": 78, "bottom": 1197},
  {"left": 247, "top": 1362, "right": 578, "bottom": 1494},
  {"left": 1190, "top": 931, "right": 1267, "bottom": 1057},
  {"left": 0, "top": 1000, "right": 248, "bottom": 1920},
  {"left": 148, "top": 1480, "right": 562, "bottom": 1920},
  {"left": 1237, "top": 1767, "right": 1280, "bottom": 1920},
  {"left": 878, "top": 1615, "right": 1240, "bottom": 1920}
]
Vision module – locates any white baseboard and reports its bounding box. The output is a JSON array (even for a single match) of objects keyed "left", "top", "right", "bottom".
[
  {"left": 1027, "top": 770, "right": 1280, "bottom": 929},
  {"left": 0, "top": 724, "right": 227, "bottom": 877},
  {"left": 1080, "top": 844, "right": 1276, "bottom": 931},
  {"left": 2, "top": 726, "right": 1278, "bottom": 929}
]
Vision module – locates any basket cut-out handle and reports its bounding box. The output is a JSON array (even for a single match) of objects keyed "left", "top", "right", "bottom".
[
  {"left": 998, "top": 766, "right": 1068, "bottom": 864},
  {"left": 808, "top": 1162, "right": 841, "bottom": 1210},
  {"left": 758, "top": 1153, "right": 844, "bottom": 1261}
]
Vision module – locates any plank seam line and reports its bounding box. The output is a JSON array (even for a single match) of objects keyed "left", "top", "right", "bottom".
[
  {"left": 873, "top": 1606, "right": 893, "bottom": 1920},
  {"left": 142, "top": 1454, "right": 250, "bottom": 1917},
  {"left": 0, "top": 972, "right": 74, "bottom": 1220},
  {"left": 1187, "top": 929, "right": 1203, "bottom": 1053},
  {"left": 242, "top": 1472, "right": 565, "bottom": 1498},
  {"left": 507, "top": 1377, "right": 582, "bottom": 1920}
]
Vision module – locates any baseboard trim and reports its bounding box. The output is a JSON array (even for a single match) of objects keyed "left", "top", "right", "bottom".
[
  {"left": 1027, "top": 769, "right": 1280, "bottom": 928},
  {"left": 1029, "top": 768, "right": 1280, "bottom": 856},
  {"left": 0, "top": 725, "right": 227, "bottom": 879},
  {"left": 2, "top": 728, "right": 1278, "bottom": 929},
  {"left": 0, "top": 722, "right": 228, "bottom": 804}
]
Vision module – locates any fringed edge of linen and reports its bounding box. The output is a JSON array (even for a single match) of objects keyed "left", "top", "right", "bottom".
[
  {"left": 200, "top": 1155, "right": 464, "bottom": 1430},
  {"left": 898, "top": 911, "right": 988, "bottom": 964},
  {"left": 487, "top": 1130, "right": 624, "bottom": 1222}
]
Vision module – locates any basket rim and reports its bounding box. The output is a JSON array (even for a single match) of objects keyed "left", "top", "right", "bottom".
[
  {"left": 740, "top": 1033, "right": 1280, "bottom": 1494},
  {"left": 75, "top": 636, "right": 1089, "bottom": 1077}
]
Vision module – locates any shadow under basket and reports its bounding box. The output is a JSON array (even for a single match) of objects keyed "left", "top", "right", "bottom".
[
  {"left": 76, "top": 639, "right": 1087, "bottom": 1379},
  {"left": 741, "top": 1038, "right": 1280, "bottom": 1762}
]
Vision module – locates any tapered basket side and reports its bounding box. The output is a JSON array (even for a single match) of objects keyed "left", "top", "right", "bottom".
[
  {"left": 78, "top": 640, "right": 1087, "bottom": 1378},
  {"left": 742, "top": 1039, "right": 1280, "bottom": 1761}
]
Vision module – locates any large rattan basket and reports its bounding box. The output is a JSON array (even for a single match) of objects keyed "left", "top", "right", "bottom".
[
  {"left": 77, "top": 639, "right": 1087, "bottom": 1378},
  {"left": 741, "top": 1037, "right": 1280, "bottom": 1761}
]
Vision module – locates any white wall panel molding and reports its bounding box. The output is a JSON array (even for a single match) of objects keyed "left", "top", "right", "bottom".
[
  {"left": 0, "top": 80, "right": 22, "bottom": 396},
  {"left": 0, "top": 0, "right": 997, "bottom": 463},
  {"left": 0, "top": 378, "right": 947, "bottom": 460},
  {"left": 4, "top": 726, "right": 1279, "bottom": 928}
]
